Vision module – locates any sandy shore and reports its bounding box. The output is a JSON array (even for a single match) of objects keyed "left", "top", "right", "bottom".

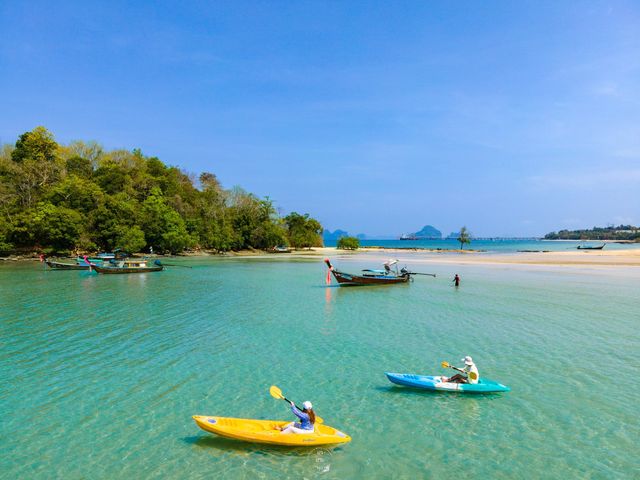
[
  {"left": 4, "top": 246, "right": 639, "bottom": 267},
  {"left": 274, "top": 246, "right": 640, "bottom": 267}
]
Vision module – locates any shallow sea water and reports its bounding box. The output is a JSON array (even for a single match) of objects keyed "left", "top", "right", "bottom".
[{"left": 1, "top": 256, "right": 638, "bottom": 479}]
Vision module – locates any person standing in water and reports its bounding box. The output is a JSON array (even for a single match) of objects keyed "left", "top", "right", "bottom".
[
  {"left": 453, "top": 274, "right": 460, "bottom": 287},
  {"left": 279, "top": 400, "right": 316, "bottom": 434}
]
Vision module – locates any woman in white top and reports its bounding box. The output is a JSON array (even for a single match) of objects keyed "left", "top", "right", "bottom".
[{"left": 444, "top": 356, "right": 479, "bottom": 384}]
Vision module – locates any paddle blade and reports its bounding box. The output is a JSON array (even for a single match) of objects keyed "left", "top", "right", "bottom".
[
  {"left": 441, "top": 361, "right": 450, "bottom": 369},
  {"left": 269, "top": 385, "right": 284, "bottom": 400},
  {"left": 469, "top": 371, "right": 478, "bottom": 381}
]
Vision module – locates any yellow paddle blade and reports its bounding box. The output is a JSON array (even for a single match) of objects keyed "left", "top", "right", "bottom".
[
  {"left": 441, "top": 361, "right": 450, "bottom": 369},
  {"left": 269, "top": 385, "right": 284, "bottom": 400},
  {"left": 469, "top": 371, "right": 478, "bottom": 381}
]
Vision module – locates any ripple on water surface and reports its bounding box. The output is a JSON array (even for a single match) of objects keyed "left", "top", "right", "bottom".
[{"left": 1, "top": 258, "right": 639, "bottom": 478}]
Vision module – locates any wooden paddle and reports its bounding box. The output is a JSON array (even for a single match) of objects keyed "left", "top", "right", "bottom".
[
  {"left": 441, "top": 361, "right": 478, "bottom": 381},
  {"left": 269, "top": 385, "right": 323, "bottom": 424}
]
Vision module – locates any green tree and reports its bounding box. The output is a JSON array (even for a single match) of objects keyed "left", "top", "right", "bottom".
[
  {"left": 284, "top": 212, "right": 323, "bottom": 249},
  {"left": 9, "top": 202, "right": 83, "bottom": 252},
  {"left": 11, "top": 126, "right": 59, "bottom": 164},
  {"left": 65, "top": 156, "right": 94, "bottom": 178},
  {"left": 47, "top": 175, "right": 104, "bottom": 212},
  {"left": 93, "top": 161, "right": 128, "bottom": 195},
  {"left": 9, "top": 127, "right": 63, "bottom": 207},
  {"left": 140, "top": 187, "right": 193, "bottom": 253},
  {"left": 457, "top": 226, "right": 471, "bottom": 250},
  {"left": 89, "top": 194, "right": 140, "bottom": 250},
  {"left": 116, "top": 225, "right": 146, "bottom": 253},
  {"left": 337, "top": 236, "right": 360, "bottom": 250},
  {"left": 0, "top": 215, "right": 12, "bottom": 254}
]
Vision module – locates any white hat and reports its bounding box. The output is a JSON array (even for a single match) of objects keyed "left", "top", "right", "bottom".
[
  {"left": 303, "top": 401, "right": 313, "bottom": 410},
  {"left": 462, "top": 356, "right": 474, "bottom": 365}
]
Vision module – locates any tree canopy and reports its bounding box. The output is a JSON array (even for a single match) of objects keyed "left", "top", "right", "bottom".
[
  {"left": 0, "top": 127, "right": 324, "bottom": 255},
  {"left": 457, "top": 226, "right": 471, "bottom": 250},
  {"left": 544, "top": 225, "right": 640, "bottom": 241},
  {"left": 337, "top": 236, "right": 360, "bottom": 250}
]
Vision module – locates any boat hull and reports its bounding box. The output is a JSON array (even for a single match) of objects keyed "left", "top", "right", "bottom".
[
  {"left": 385, "top": 372, "right": 510, "bottom": 393},
  {"left": 46, "top": 260, "right": 90, "bottom": 270},
  {"left": 91, "top": 265, "right": 163, "bottom": 274},
  {"left": 192, "top": 415, "right": 351, "bottom": 446},
  {"left": 330, "top": 270, "right": 410, "bottom": 285}
]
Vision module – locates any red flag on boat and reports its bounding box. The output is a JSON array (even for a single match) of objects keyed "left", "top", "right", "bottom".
[{"left": 325, "top": 258, "right": 331, "bottom": 285}]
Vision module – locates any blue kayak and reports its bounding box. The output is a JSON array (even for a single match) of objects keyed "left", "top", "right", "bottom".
[{"left": 385, "top": 372, "right": 510, "bottom": 393}]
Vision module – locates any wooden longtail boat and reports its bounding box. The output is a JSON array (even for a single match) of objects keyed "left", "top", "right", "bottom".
[
  {"left": 90, "top": 258, "right": 164, "bottom": 274},
  {"left": 324, "top": 259, "right": 412, "bottom": 286},
  {"left": 45, "top": 259, "right": 91, "bottom": 270},
  {"left": 576, "top": 244, "right": 605, "bottom": 250}
]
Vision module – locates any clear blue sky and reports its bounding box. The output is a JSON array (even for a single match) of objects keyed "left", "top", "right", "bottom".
[{"left": 1, "top": 1, "right": 638, "bottom": 237}]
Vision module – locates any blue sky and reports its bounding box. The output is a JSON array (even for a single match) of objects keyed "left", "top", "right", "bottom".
[{"left": 1, "top": 1, "right": 638, "bottom": 237}]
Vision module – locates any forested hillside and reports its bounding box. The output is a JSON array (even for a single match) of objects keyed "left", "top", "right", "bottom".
[
  {"left": 544, "top": 225, "right": 640, "bottom": 241},
  {"left": 0, "top": 127, "right": 323, "bottom": 255}
]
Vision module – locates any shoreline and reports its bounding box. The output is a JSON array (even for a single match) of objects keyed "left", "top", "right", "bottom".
[{"left": 3, "top": 245, "right": 640, "bottom": 267}]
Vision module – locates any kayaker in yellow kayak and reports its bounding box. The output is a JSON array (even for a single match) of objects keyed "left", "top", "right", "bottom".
[
  {"left": 443, "top": 356, "right": 479, "bottom": 384},
  {"left": 278, "top": 400, "right": 316, "bottom": 434}
]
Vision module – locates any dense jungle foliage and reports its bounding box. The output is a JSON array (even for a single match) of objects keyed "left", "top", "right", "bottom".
[
  {"left": 0, "top": 127, "right": 323, "bottom": 255},
  {"left": 544, "top": 225, "right": 640, "bottom": 241}
]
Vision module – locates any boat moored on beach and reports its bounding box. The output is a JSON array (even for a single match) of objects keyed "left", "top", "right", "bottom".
[{"left": 577, "top": 244, "right": 605, "bottom": 250}]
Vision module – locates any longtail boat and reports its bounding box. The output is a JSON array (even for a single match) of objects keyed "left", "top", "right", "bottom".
[
  {"left": 324, "top": 259, "right": 435, "bottom": 286},
  {"left": 89, "top": 258, "right": 164, "bottom": 274},
  {"left": 576, "top": 244, "right": 605, "bottom": 250},
  {"left": 45, "top": 259, "right": 91, "bottom": 270}
]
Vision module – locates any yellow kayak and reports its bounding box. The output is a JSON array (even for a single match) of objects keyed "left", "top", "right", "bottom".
[{"left": 192, "top": 415, "right": 351, "bottom": 447}]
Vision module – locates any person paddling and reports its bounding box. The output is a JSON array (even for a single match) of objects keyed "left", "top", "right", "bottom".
[
  {"left": 278, "top": 400, "right": 316, "bottom": 434},
  {"left": 443, "top": 356, "right": 478, "bottom": 384},
  {"left": 452, "top": 274, "right": 460, "bottom": 287}
]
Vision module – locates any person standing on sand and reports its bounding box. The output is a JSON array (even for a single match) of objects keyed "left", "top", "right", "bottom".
[{"left": 453, "top": 274, "right": 460, "bottom": 287}]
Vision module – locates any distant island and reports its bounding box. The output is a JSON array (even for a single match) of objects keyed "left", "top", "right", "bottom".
[
  {"left": 400, "top": 225, "right": 442, "bottom": 240},
  {"left": 544, "top": 225, "right": 640, "bottom": 242},
  {"left": 323, "top": 229, "right": 366, "bottom": 243}
]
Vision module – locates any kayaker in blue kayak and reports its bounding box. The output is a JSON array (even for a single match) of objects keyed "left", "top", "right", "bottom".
[
  {"left": 443, "top": 356, "right": 479, "bottom": 384},
  {"left": 278, "top": 400, "right": 316, "bottom": 434}
]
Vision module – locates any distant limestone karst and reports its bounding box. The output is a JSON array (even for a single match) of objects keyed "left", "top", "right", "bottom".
[
  {"left": 323, "top": 229, "right": 350, "bottom": 243},
  {"left": 401, "top": 225, "right": 442, "bottom": 240}
]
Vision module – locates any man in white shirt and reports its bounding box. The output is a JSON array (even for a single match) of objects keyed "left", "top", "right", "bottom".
[{"left": 443, "top": 356, "right": 479, "bottom": 384}]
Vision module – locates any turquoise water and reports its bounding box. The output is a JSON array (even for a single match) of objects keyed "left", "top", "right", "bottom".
[
  {"left": 326, "top": 238, "right": 640, "bottom": 252},
  {"left": 1, "top": 257, "right": 638, "bottom": 479}
]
